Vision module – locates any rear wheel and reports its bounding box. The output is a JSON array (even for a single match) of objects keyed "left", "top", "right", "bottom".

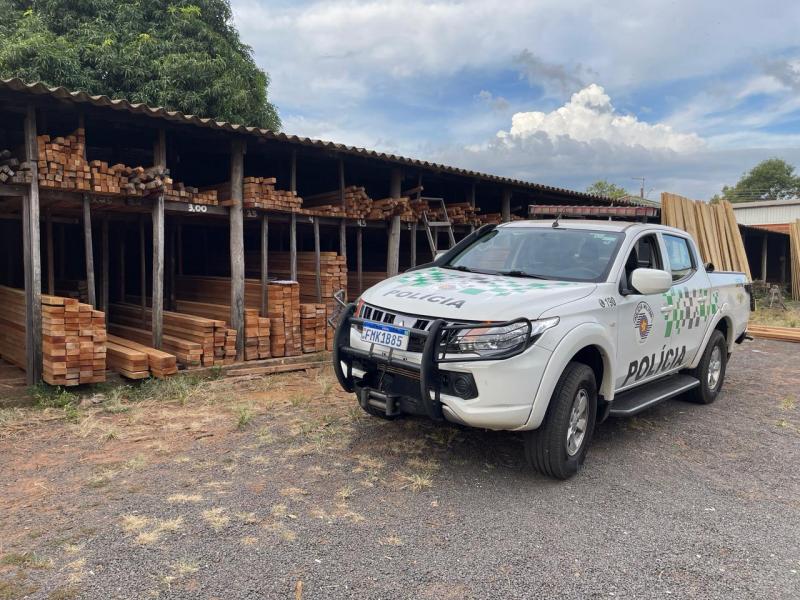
[
  {"left": 685, "top": 330, "right": 727, "bottom": 404},
  {"left": 524, "top": 362, "right": 597, "bottom": 479}
]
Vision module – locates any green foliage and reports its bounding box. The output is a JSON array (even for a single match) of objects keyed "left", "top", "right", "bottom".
[
  {"left": 585, "top": 180, "right": 629, "bottom": 200},
  {"left": 0, "top": 0, "right": 280, "bottom": 129},
  {"left": 713, "top": 158, "right": 800, "bottom": 203},
  {"left": 31, "top": 383, "right": 75, "bottom": 408}
]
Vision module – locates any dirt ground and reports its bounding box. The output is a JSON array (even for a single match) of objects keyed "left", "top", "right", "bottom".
[{"left": 1, "top": 338, "right": 798, "bottom": 600}]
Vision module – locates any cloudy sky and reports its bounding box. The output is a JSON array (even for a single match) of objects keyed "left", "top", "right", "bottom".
[{"left": 230, "top": 0, "right": 800, "bottom": 200}]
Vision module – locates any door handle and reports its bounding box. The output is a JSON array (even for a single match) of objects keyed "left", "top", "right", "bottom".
[{"left": 660, "top": 307, "right": 672, "bottom": 314}]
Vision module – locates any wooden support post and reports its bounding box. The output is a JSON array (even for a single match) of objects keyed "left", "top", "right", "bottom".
[
  {"left": 290, "top": 212, "right": 298, "bottom": 281},
  {"left": 260, "top": 214, "right": 269, "bottom": 317},
  {"left": 154, "top": 129, "right": 167, "bottom": 169},
  {"left": 58, "top": 222, "right": 65, "bottom": 279},
  {"left": 45, "top": 213, "right": 54, "bottom": 295},
  {"left": 152, "top": 194, "right": 165, "bottom": 349},
  {"left": 118, "top": 226, "right": 126, "bottom": 302},
  {"left": 761, "top": 233, "right": 768, "bottom": 283},
  {"left": 101, "top": 217, "right": 109, "bottom": 312},
  {"left": 387, "top": 168, "right": 402, "bottom": 276},
  {"left": 501, "top": 188, "right": 512, "bottom": 223},
  {"left": 410, "top": 224, "right": 417, "bottom": 268},
  {"left": 229, "top": 139, "right": 246, "bottom": 359},
  {"left": 22, "top": 105, "right": 42, "bottom": 384},
  {"left": 290, "top": 149, "right": 297, "bottom": 193},
  {"left": 82, "top": 195, "right": 96, "bottom": 307},
  {"left": 139, "top": 216, "right": 147, "bottom": 323},
  {"left": 313, "top": 217, "right": 322, "bottom": 302},
  {"left": 357, "top": 226, "right": 363, "bottom": 295},
  {"left": 339, "top": 219, "right": 347, "bottom": 263},
  {"left": 338, "top": 158, "right": 346, "bottom": 207}
]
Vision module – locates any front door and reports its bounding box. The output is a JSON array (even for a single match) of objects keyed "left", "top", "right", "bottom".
[{"left": 615, "top": 233, "right": 676, "bottom": 391}]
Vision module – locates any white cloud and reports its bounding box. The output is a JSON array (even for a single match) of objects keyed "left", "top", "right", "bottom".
[{"left": 497, "top": 85, "right": 704, "bottom": 152}]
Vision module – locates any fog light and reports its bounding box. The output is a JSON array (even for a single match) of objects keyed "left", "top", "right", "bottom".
[{"left": 453, "top": 375, "right": 472, "bottom": 397}]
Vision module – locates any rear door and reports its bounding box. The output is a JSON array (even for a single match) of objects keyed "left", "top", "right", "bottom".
[{"left": 658, "top": 233, "right": 714, "bottom": 367}]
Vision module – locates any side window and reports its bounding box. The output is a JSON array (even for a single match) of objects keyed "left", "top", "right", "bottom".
[
  {"left": 622, "top": 234, "right": 663, "bottom": 292},
  {"left": 663, "top": 234, "right": 695, "bottom": 282}
]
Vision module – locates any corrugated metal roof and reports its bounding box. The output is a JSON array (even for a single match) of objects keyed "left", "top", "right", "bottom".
[{"left": 0, "top": 77, "right": 636, "bottom": 206}]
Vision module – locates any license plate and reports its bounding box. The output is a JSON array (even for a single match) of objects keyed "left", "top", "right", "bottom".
[{"left": 360, "top": 321, "right": 410, "bottom": 350}]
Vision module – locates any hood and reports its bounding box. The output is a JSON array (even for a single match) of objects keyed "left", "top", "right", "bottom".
[{"left": 359, "top": 266, "right": 596, "bottom": 321}]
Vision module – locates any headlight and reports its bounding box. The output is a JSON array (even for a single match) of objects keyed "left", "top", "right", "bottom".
[{"left": 449, "top": 317, "right": 559, "bottom": 357}]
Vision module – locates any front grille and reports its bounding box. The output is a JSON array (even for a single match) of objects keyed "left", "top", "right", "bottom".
[{"left": 358, "top": 303, "right": 435, "bottom": 332}]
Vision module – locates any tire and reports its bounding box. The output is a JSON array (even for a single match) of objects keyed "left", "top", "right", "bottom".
[
  {"left": 524, "top": 362, "right": 597, "bottom": 479},
  {"left": 685, "top": 330, "right": 727, "bottom": 404}
]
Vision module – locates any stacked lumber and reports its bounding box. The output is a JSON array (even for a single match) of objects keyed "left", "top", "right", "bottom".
[
  {"left": 477, "top": 213, "right": 503, "bottom": 225},
  {"left": 348, "top": 271, "right": 387, "bottom": 299},
  {"left": 267, "top": 282, "right": 302, "bottom": 357},
  {"left": 791, "top": 220, "right": 800, "bottom": 301},
  {"left": 661, "top": 193, "right": 751, "bottom": 279},
  {"left": 366, "top": 197, "right": 413, "bottom": 221},
  {"left": 89, "top": 161, "right": 134, "bottom": 195},
  {"left": 0, "top": 285, "right": 106, "bottom": 386},
  {"left": 106, "top": 339, "right": 149, "bottom": 379},
  {"left": 106, "top": 334, "right": 178, "bottom": 378},
  {"left": 107, "top": 323, "right": 202, "bottom": 368},
  {"left": 37, "top": 130, "right": 92, "bottom": 191},
  {"left": 109, "top": 302, "right": 234, "bottom": 367},
  {"left": 426, "top": 202, "right": 480, "bottom": 226},
  {"left": 300, "top": 186, "right": 373, "bottom": 218},
  {"left": 173, "top": 299, "right": 264, "bottom": 361},
  {"left": 747, "top": 324, "right": 800, "bottom": 343},
  {"left": 0, "top": 149, "right": 34, "bottom": 184},
  {"left": 164, "top": 180, "right": 217, "bottom": 205},
  {"left": 300, "top": 303, "right": 327, "bottom": 353},
  {"left": 208, "top": 177, "right": 302, "bottom": 211}
]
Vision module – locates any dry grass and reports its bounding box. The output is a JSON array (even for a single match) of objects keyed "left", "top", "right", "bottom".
[
  {"left": 167, "top": 493, "right": 203, "bottom": 504},
  {"left": 201, "top": 507, "right": 230, "bottom": 531},
  {"left": 399, "top": 473, "right": 433, "bottom": 492},
  {"left": 751, "top": 300, "right": 800, "bottom": 328}
]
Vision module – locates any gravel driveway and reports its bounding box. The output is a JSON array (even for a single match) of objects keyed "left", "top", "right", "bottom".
[{"left": 1, "top": 338, "right": 798, "bottom": 599}]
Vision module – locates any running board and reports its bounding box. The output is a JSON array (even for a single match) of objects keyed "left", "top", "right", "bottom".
[{"left": 609, "top": 374, "right": 700, "bottom": 417}]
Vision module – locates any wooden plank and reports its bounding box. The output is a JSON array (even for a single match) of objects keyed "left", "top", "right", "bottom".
[
  {"left": 82, "top": 194, "right": 96, "bottom": 307},
  {"left": 229, "top": 138, "right": 246, "bottom": 360},
  {"left": 152, "top": 194, "right": 165, "bottom": 349},
  {"left": 290, "top": 212, "right": 297, "bottom": 281},
  {"left": 22, "top": 105, "right": 42, "bottom": 384},
  {"left": 260, "top": 214, "right": 268, "bottom": 316},
  {"left": 313, "top": 217, "right": 322, "bottom": 302}
]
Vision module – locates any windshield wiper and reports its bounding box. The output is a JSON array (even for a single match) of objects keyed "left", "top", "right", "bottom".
[
  {"left": 497, "top": 270, "right": 548, "bottom": 280},
  {"left": 443, "top": 265, "right": 474, "bottom": 273}
]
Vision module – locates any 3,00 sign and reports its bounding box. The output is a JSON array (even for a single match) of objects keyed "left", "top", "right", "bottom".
[{"left": 188, "top": 204, "right": 207, "bottom": 213}]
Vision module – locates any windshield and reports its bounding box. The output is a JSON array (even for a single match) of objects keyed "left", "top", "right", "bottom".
[{"left": 445, "top": 227, "right": 624, "bottom": 282}]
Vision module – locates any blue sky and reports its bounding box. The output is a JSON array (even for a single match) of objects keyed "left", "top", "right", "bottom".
[{"left": 230, "top": 0, "right": 800, "bottom": 200}]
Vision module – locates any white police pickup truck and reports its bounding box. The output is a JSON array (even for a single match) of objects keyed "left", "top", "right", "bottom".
[{"left": 333, "top": 220, "right": 751, "bottom": 478}]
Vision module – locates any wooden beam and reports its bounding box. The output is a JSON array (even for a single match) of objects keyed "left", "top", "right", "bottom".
[
  {"left": 761, "top": 233, "right": 768, "bottom": 283},
  {"left": 357, "top": 225, "right": 363, "bottom": 296},
  {"left": 410, "top": 224, "right": 417, "bottom": 268},
  {"left": 339, "top": 219, "right": 347, "bottom": 264},
  {"left": 101, "top": 217, "right": 109, "bottom": 312},
  {"left": 313, "top": 217, "right": 322, "bottom": 302},
  {"left": 82, "top": 195, "right": 96, "bottom": 307},
  {"left": 22, "top": 104, "right": 42, "bottom": 384},
  {"left": 45, "top": 213, "right": 54, "bottom": 295},
  {"left": 168, "top": 223, "right": 176, "bottom": 311},
  {"left": 229, "top": 138, "right": 246, "bottom": 359},
  {"left": 387, "top": 168, "right": 402, "bottom": 276},
  {"left": 151, "top": 194, "right": 164, "bottom": 349},
  {"left": 290, "top": 212, "right": 298, "bottom": 281},
  {"left": 260, "top": 214, "right": 269, "bottom": 317},
  {"left": 501, "top": 188, "right": 512, "bottom": 222},
  {"left": 154, "top": 129, "right": 167, "bottom": 169}
]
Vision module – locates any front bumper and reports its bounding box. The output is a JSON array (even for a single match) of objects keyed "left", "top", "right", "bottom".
[{"left": 332, "top": 304, "right": 552, "bottom": 430}]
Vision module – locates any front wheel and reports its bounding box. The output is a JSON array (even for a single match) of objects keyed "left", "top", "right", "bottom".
[
  {"left": 685, "top": 330, "right": 727, "bottom": 404},
  {"left": 524, "top": 362, "right": 597, "bottom": 479}
]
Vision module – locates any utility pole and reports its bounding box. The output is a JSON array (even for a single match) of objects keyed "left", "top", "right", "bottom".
[{"left": 632, "top": 177, "right": 645, "bottom": 199}]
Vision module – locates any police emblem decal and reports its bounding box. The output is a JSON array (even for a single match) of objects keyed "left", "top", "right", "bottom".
[{"left": 634, "top": 301, "right": 654, "bottom": 344}]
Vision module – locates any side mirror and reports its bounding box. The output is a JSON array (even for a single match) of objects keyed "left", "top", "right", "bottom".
[
  {"left": 705, "top": 262, "right": 715, "bottom": 273},
  {"left": 630, "top": 268, "right": 672, "bottom": 295}
]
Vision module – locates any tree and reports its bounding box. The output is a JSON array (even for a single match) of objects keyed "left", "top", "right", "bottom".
[
  {"left": 585, "top": 180, "right": 629, "bottom": 200},
  {"left": 713, "top": 158, "right": 800, "bottom": 203},
  {"left": 0, "top": 0, "right": 280, "bottom": 130}
]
